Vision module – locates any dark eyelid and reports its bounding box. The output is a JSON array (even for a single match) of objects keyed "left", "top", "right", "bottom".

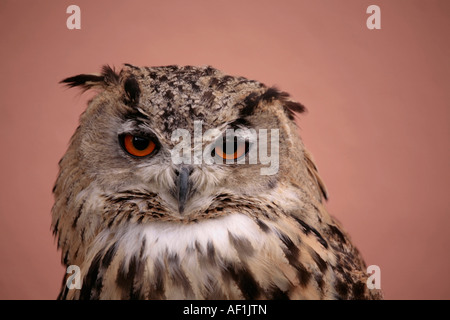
[
  {"left": 228, "top": 118, "right": 251, "bottom": 129},
  {"left": 122, "top": 109, "right": 150, "bottom": 123},
  {"left": 223, "top": 136, "right": 246, "bottom": 144},
  {"left": 124, "top": 130, "right": 158, "bottom": 141},
  {"left": 119, "top": 119, "right": 159, "bottom": 140}
]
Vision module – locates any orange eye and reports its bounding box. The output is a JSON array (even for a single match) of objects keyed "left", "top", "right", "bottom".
[
  {"left": 214, "top": 139, "right": 248, "bottom": 161},
  {"left": 122, "top": 134, "right": 156, "bottom": 157}
]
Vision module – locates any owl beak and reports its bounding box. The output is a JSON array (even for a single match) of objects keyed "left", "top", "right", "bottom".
[{"left": 175, "top": 166, "right": 193, "bottom": 215}]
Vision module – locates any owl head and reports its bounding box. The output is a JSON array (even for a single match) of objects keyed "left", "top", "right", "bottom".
[{"left": 53, "top": 64, "right": 327, "bottom": 266}]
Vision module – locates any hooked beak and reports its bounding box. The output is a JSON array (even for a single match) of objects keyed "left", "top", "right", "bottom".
[{"left": 175, "top": 166, "right": 193, "bottom": 215}]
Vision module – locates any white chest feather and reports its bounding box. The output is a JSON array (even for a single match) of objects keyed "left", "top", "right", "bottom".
[
  {"left": 123, "top": 213, "right": 267, "bottom": 262},
  {"left": 76, "top": 211, "right": 338, "bottom": 300}
]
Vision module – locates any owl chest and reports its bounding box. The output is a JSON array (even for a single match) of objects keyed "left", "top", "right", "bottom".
[
  {"left": 84, "top": 213, "right": 298, "bottom": 299},
  {"left": 80, "top": 213, "right": 330, "bottom": 299},
  {"left": 127, "top": 214, "right": 271, "bottom": 299}
]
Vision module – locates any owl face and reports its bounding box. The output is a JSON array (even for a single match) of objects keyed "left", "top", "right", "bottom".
[{"left": 62, "top": 65, "right": 306, "bottom": 222}]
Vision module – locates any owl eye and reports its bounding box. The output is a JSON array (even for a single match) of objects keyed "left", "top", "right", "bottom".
[
  {"left": 213, "top": 139, "right": 249, "bottom": 161},
  {"left": 121, "top": 134, "right": 157, "bottom": 157}
]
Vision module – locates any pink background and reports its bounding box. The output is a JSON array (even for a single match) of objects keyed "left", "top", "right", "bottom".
[{"left": 0, "top": 0, "right": 449, "bottom": 299}]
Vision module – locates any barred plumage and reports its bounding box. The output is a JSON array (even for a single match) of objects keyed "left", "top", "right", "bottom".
[{"left": 53, "top": 64, "right": 382, "bottom": 300}]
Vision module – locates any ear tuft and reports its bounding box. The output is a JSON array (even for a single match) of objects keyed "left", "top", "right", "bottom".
[
  {"left": 261, "top": 87, "right": 290, "bottom": 102},
  {"left": 283, "top": 101, "right": 306, "bottom": 120},
  {"left": 60, "top": 65, "right": 120, "bottom": 91},
  {"left": 60, "top": 74, "right": 104, "bottom": 91},
  {"left": 101, "top": 65, "right": 120, "bottom": 85},
  {"left": 261, "top": 87, "right": 307, "bottom": 120},
  {"left": 123, "top": 75, "right": 141, "bottom": 107}
]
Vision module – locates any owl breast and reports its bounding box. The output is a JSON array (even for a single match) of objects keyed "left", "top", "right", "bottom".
[{"left": 66, "top": 213, "right": 337, "bottom": 300}]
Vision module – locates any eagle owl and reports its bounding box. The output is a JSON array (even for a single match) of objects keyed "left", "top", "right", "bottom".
[{"left": 52, "top": 64, "right": 382, "bottom": 300}]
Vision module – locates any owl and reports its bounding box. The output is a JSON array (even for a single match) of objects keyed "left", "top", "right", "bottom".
[{"left": 52, "top": 64, "right": 382, "bottom": 300}]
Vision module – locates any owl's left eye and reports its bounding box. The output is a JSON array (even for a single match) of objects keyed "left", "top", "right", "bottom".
[
  {"left": 212, "top": 139, "right": 249, "bottom": 161},
  {"left": 120, "top": 134, "right": 157, "bottom": 157}
]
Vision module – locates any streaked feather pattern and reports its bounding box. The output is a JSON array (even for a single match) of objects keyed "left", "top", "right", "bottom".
[{"left": 53, "top": 64, "right": 382, "bottom": 300}]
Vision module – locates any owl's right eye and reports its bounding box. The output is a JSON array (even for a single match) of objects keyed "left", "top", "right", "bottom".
[{"left": 120, "top": 134, "right": 157, "bottom": 158}]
